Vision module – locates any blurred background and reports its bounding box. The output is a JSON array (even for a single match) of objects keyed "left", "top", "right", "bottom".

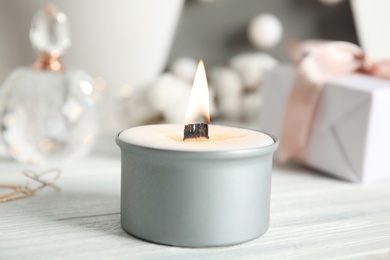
[
  {"left": 169, "top": 0, "right": 357, "bottom": 66},
  {"left": 0, "top": 0, "right": 359, "bottom": 85},
  {"left": 0, "top": 0, "right": 389, "bottom": 166}
]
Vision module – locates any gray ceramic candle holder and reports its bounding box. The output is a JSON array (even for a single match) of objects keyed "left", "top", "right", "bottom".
[{"left": 116, "top": 131, "right": 278, "bottom": 247}]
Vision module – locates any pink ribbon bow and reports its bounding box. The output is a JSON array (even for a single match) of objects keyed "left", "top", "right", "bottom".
[{"left": 278, "top": 41, "right": 390, "bottom": 163}]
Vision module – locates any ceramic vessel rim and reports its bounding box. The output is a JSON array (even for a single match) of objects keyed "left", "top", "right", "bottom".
[{"left": 115, "top": 127, "right": 279, "bottom": 158}]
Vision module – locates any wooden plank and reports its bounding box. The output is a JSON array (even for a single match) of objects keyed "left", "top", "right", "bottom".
[{"left": 1, "top": 156, "right": 390, "bottom": 259}]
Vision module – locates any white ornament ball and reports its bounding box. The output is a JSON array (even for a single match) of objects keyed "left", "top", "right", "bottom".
[
  {"left": 218, "top": 97, "right": 242, "bottom": 120},
  {"left": 319, "top": 0, "right": 344, "bottom": 6},
  {"left": 208, "top": 87, "right": 219, "bottom": 119},
  {"left": 123, "top": 86, "right": 160, "bottom": 126},
  {"left": 169, "top": 57, "right": 198, "bottom": 83},
  {"left": 229, "top": 52, "right": 278, "bottom": 89},
  {"left": 209, "top": 67, "right": 243, "bottom": 97},
  {"left": 148, "top": 73, "right": 192, "bottom": 123},
  {"left": 164, "top": 107, "right": 188, "bottom": 124},
  {"left": 248, "top": 14, "right": 283, "bottom": 49},
  {"left": 209, "top": 67, "right": 243, "bottom": 120}
]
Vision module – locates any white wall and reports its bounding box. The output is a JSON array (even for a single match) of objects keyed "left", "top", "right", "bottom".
[{"left": 0, "top": 0, "right": 184, "bottom": 90}]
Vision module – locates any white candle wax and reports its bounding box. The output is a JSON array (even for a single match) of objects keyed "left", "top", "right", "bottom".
[{"left": 119, "top": 124, "right": 274, "bottom": 152}]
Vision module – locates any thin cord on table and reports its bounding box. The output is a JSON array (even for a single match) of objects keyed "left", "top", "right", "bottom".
[{"left": 0, "top": 168, "right": 61, "bottom": 203}]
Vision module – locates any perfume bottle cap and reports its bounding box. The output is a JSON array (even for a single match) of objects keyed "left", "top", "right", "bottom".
[{"left": 30, "top": 5, "right": 70, "bottom": 71}]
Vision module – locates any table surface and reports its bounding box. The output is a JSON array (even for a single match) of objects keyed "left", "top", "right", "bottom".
[{"left": 1, "top": 151, "right": 390, "bottom": 260}]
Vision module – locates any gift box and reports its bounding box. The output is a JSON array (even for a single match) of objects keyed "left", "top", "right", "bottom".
[{"left": 261, "top": 64, "right": 390, "bottom": 183}]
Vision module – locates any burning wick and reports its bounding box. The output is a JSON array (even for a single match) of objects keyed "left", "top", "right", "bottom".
[
  {"left": 182, "top": 59, "right": 210, "bottom": 142},
  {"left": 183, "top": 123, "right": 209, "bottom": 141}
]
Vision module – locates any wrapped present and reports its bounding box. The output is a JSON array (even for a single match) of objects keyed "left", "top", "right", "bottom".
[{"left": 261, "top": 64, "right": 390, "bottom": 183}]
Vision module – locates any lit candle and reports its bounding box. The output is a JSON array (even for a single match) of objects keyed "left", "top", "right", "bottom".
[{"left": 116, "top": 60, "right": 278, "bottom": 247}]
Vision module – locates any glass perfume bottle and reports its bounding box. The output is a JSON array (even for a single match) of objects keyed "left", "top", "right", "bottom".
[{"left": 0, "top": 5, "right": 98, "bottom": 167}]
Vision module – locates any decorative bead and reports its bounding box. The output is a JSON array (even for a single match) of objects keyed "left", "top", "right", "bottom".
[
  {"left": 248, "top": 14, "right": 283, "bottom": 49},
  {"left": 170, "top": 57, "right": 198, "bottom": 83},
  {"left": 229, "top": 52, "right": 278, "bottom": 89},
  {"left": 319, "top": 0, "right": 344, "bottom": 6},
  {"left": 148, "top": 74, "right": 192, "bottom": 123}
]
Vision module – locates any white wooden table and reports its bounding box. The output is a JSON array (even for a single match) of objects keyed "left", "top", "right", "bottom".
[{"left": 1, "top": 152, "right": 390, "bottom": 259}]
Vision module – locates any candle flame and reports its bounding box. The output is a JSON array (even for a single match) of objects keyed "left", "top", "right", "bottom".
[{"left": 184, "top": 59, "right": 210, "bottom": 125}]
